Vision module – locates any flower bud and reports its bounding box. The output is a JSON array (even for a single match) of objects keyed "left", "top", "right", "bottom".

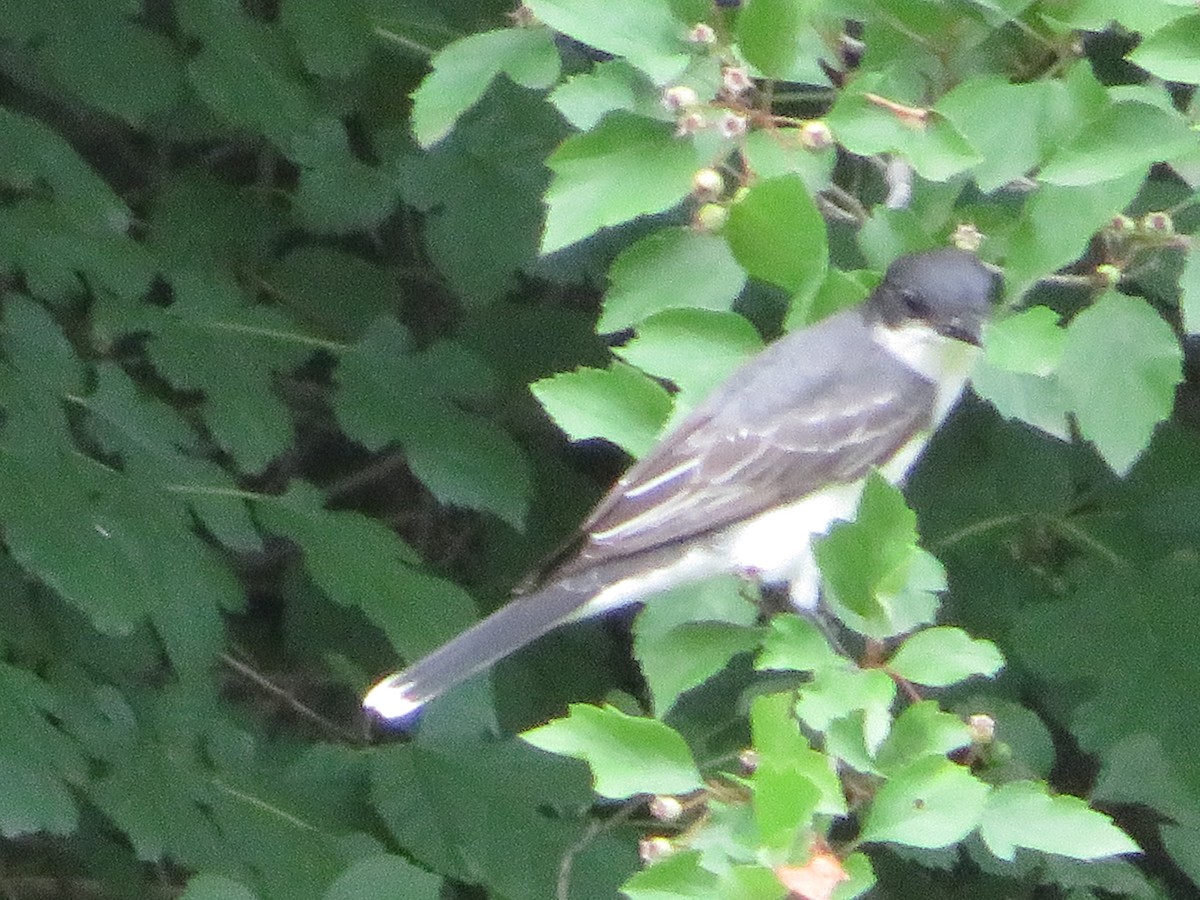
[
  {"left": 1142, "top": 211, "right": 1173, "bottom": 235},
  {"left": 692, "top": 167, "right": 724, "bottom": 199},
  {"left": 718, "top": 111, "right": 748, "bottom": 138},
  {"left": 967, "top": 714, "right": 995, "bottom": 743},
  {"left": 649, "top": 795, "right": 684, "bottom": 822},
  {"left": 688, "top": 23, "right": 716, "bottom": 44},
  {"left": 798, "top": 119, "right": 833, "bottom": 151},
  {"left": 639, "top": 836, "right": 674, "bottom": 863},
  {"left": 693, "top": 203, "right": 729, "bottom": 232},
  {"left": 661, "top": 85, "right": 699, "bottom": 112},
  {"left": 951, "top": 223, "right": 984, "bottom": 252},
  {"left": 722, "top": 66, "right": 753, "bottom": 95},
  {"left": 738, "top": 748, "right": 759, "bottom": 773},
  {"left": 1109, "top": 214, "right": 1136, "bottom": 233},
  {"left": 675, "top": 111, "right": 707, "bottom": 137}
]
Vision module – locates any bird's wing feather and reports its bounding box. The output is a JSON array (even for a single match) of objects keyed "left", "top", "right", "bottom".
[{"left": 551, "top": 316, "right": 936, "bottom": 576}]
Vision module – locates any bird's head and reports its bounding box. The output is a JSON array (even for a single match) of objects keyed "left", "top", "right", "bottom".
[{"left": 871, "top": 248, "right": 999, "bottom": 346}]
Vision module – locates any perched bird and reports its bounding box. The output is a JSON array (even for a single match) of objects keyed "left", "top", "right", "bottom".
[{"left": 364, "top": 247, "right": 998, "bottom": 721}]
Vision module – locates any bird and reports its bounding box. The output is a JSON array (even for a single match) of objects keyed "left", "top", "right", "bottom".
[{"left": 363, "top": 247, "right": 998, "bottom": 721}]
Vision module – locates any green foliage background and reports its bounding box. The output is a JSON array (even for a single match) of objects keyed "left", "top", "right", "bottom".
[{"left": 0, "top": 0, "right": 1198, "bottom": 898}]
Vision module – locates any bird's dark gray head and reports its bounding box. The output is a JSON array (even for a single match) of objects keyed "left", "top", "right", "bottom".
[{"left": 870, "top": 248, "right": 998, "bottom": 345}]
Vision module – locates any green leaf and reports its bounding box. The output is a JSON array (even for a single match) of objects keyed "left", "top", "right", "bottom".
[
  {"left": 970, "top": 361, "right": 1072, "bottom": 442},
  {"left": 1093, "top": 733, "right": 1188, "bottom": 819},
  {"left": 524, "top": 0, "right": 690, "bottom": 84},
  {"left": 370, "top": 738, "right": 599, "bottom": 897},
  {"left": 401, "top": 80, "right": 562, "bottom": 305},
  {"left": 147, "top": 273, "right": 313, "bottom": 472},
  {"left": 521, "top": 704, "right": 703, "bottom": 799},
  {"left": 737, "top": 0, "right": 805, "bottom": 79},
  {"left": 787, "top": 266, "right": 871, "bottom": 330},
  {"left": 268, "top": 246, "right": 395, "bottom": 341},
  {"left": 0, "top": 200, "right": 155, "bottom": 304},
  {"left": 549, "top": 60, "right": 660, "bottom": 131},
  {"left": 835, "top": 852, "right": 876, "bottom": 900},
  {"left": 752, "top": 693, "right": 845, "bottom": 849},
  {"left": 741, "top": 128, "right": 837, "bottom": 195},
  {"left": 1181, "top": 245, "right": 1200, "bottom": 335},
  {"left": 795, "top": 666, "right": 895, "bottom": 745},
  {"left": 71, "top": 364, "right": 262, "bottom": 557},
  {"left": 1, "top": 296, "right": 85, "bottom": 395},
  {"left": 293, "top": 125, "right": 404, "bottom": 233},
  {"left": 1128, "top": 15, "right": 1200, "bottom": 85},
  {"left": 0, "top": 437, "right": 231, "bottom": 678},
  {"left": 638, "top": 621, "right": 761, "bottom": 714},
  {"left": 530, "top": 361, "right": 673, "bottom": 458},
  {"left": 281, "top": 0, "right": 373, "bottom": 79},
  {"left": 0, "top": 666, "right": 80, "bottom": 838},
  {"left": 633, "top": 576, "right": 761, "bottom": 711},
  {"left": 1013, "top": 560, "right": 1200, "bottom": 812},
  {"left": 412, "top": 28, "right": 561, "bottom": 148},
  {"left": 1005, "top": 173, "right": 1145, "bottom": 299},
  {"left": 184, "top": 7, "right": 321, "bottom": 148},
  {"left": 725, "top": 175, "right": 828, "bottom": 295},
  {"left": 614, "top": 309, "right": 762, "bottom": 405},
  {"left": 0, "top": 108, "right": 128, "bottom": 228},
  {"left": 980, "top": 781, "right": 1140, "bottom": 860},
  {"left": 826, "top": 83, "right": 981, "bottom": 182},
  {"left": 258, "top": 485, "right": 478, "bottom": 661},
  {"left": 621, "top": 851, "right": 718, "bottom": 898},
  {"left": 717, "top": 865, "right": 788, "bottom": 899},
  {"left": 1054, "top": 0, "right": 1194, "bottom": 32},
  {"left": 817, "top": 474, "right": 943, "bottom": 639},
  {"left": 42, "top": 15, "right": 185, "bottom": 126},
  {"left": 323, "top": 855, "right": 442, "bottom": 900},
  {"left": 542, "top": 114, "right": 703, "bottom": 253},
  {"left": 634, "top": 575, "right": 759, "bottom": 635},
  {"left": 600, "top": 228, "right": 748, "bottom": 332},
  {"left": 1162, "top": 822, "right": 1200, "bottom": 888},
  {"left": 756, "top": 614, "right": 841, "bottom": 673},
  {"left": 859, "top": 757, "right": 990, "bottom": 849},
  {"left": 180, "top": 874, "right": 260, "bottom": 900},
  {"left": 335, "top": 318, "right": 532, "bottom": 527},
  {"left": 1058, "top": 293, "right": 1182, "bottom": 475},
  {"left": 874, "top": 701, "right": 973, "bottom": 773},
  {"left": 938, "top": 78, "right": 1050, "bottom": 193},
  {"left": 1040, "top": 101, "right": 1196, "bottom": 186},
  {"left": 984, "top": 306, "right": 1065, "bottom": 376},
  {"left": 888, "top": 627, "right": 1004, "bottom": 687}
]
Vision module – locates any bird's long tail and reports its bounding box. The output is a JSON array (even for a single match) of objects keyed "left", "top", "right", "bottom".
[{"left": 362, "top": 578, "right": 599, "bottom": 722}]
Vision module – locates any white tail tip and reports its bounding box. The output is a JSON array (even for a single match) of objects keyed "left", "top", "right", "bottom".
[{"left": 362, "top": 675, "right": 425, "bottom": 721}]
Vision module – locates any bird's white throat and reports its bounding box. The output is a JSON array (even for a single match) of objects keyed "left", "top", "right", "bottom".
[{"left": 870, "top": 321, "right": 979, "bottom": 426}]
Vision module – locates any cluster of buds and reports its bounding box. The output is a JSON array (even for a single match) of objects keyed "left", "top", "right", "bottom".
[
  {"left": 663, "top": 22, "right": 757, "bottom": 141},
  {"left": 637, "top": 793, "right": 694, "bottom": 864},
  {"left": 662, "top": 81, "right": 753, "bottom": 141},
  {"left": 1110, "top": 211, "right": 1175, "bottom": 238},
  {"left": 661, "top": 85, "right": 707, "bottom": 137},
  {"left": 1100, "top": 211, "right": 1184, "bottom": 283}
]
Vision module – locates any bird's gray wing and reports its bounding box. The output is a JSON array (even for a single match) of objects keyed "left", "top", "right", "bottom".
[{"left": 550, "top": 319, "right": 936, "bottom": 578}]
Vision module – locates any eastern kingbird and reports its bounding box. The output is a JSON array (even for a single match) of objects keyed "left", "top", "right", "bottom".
[{"left": 364, "top": 247, "right": 997, "bottom": 721}]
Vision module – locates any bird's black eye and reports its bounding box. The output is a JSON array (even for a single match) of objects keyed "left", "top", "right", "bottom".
[{"left": 899, "top": 288, "right": 930, "bottom": 318}]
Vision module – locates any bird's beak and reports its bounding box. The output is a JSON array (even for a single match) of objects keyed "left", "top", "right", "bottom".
[{"left": 942, "top": 316, "right": 983, "bottom": 346}]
